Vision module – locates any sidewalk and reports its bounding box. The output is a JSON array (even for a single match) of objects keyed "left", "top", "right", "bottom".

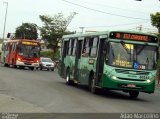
[
  {"left": 156, "top": 84, "right": 160, "bottom": 88},
  {"left": 0, "top": 94, "right": 47, "bottom": 112},
  {"left": 155, "top": 79, "right": 160, "bottom": 91}
]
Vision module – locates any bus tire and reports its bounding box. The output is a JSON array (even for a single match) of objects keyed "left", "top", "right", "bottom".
[
  {"left": 89, "top": 75, "right": 98, "bottom": 94},
  {"left": 129, "top": 91, "right": 139, "bottom": 99},
  {"left": 66, "top": 69, "right": 72, "bottom": 85},
  {"left": 19, "top": 66, "right": 24, "bottom": 69},
  {"left": 12, "top": 59, "right": 16, "bottom": 68},
  {"left": 4, "top": 63, "right": 9, "bottom": 67},
  {"left": 30, "top": 67, "right": 34, "bottom": 71}
]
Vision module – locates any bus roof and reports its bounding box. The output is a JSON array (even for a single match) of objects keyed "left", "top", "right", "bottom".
[
  {"left": 2, "top": 39, "right": 40, "bottom": 43},
  {"left": 62, "top": 30, "right": 158, "bottom": 39}
]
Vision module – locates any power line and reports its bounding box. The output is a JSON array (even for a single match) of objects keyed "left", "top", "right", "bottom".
[
  {"left": 68, "top": 21, "right": 150, "bottom": 30},
  {"left": 74, "top": 0, "right": 148, "bottom": 14},
  {"left": 62, "top": 0, "right": 150, "bottom": 20}
]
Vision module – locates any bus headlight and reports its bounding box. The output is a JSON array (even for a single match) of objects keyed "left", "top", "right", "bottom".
[
  {"left": 111, "top": 76, "right": 117, "bottom": 80},
  {"left": 17, "top": 58, "right": 21, "bottom": 61},
  {"left": 146, "top": 79, "right": 151, "bottom": 83},
  {"left": 36, "top": 60, "right": 39, "bottom": 63}
]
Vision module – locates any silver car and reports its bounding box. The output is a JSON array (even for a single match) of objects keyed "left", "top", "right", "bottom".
[{"left": 39, "top": 57, "right": 55, "bottom": 71}]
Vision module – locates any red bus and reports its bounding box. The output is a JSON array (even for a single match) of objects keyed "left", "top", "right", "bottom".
[{"left": 1, "top": 39, "right": 41, "bottom": 70}]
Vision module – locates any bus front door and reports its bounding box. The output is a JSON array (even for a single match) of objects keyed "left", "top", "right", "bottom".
[
  {"left": 58, "top": 40, "right": 69, "bottom": 78},
  {"left": 74, "top": 40, "right": 83, "bottom": 82},
  {"left": 95, "top": 38, "right": 106, "bottom": 85}
]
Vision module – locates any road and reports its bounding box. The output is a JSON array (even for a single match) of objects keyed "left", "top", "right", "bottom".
[{"left": 0, "top": 64, "right": 160, "bottom": 113}]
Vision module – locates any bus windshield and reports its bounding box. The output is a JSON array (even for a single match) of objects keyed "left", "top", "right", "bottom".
[
  {"left": 106, "top": 42, "right": 157, "bottom": 70},
  {"left": 19, "top": 44, "right": 40, "bottom": 58}
]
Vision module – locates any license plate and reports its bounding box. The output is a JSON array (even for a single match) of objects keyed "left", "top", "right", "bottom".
[
  {"left": 25, "top": 63, "right": 31, "bottom": 65},
  {"left": 127, "top": 84, "right": 136, "bottom": 88}
]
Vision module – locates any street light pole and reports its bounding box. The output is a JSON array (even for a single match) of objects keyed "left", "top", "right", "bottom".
[
  {"left": 79, "top": 27, "right": 84, "bottom": 34},
  {"left": 3, "top": 2, "right": 8, "bottom": 40}
]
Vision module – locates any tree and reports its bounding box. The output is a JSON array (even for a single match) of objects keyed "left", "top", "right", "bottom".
[
  {"left": 39, "top": 12, "right": 76, "bottom": 53},
  {"left": 15, "top": 23, "right": 38, "bottom": 39},
  {"left": 150, "top": 12, "right": 160, "bottom": 33}
]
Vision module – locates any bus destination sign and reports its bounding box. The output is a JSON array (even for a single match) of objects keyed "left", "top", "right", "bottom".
[
  {"left": 109, "top": 32, "right": 158, "bottom": 43},
  {"left": 22, "top": 41, "right": 38, "bottom": 45}
]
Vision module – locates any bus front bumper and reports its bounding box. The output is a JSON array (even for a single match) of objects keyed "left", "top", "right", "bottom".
[
  {"left": 16, "top": 61, "right": 39, "bottom": 67},
  {"left": 101, "top": 75, "right": 155, "bottom": 93}
]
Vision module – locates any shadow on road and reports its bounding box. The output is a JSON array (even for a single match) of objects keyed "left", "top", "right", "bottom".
[{"left": 58, "top": 82, "right": 149, "bottom": 102}]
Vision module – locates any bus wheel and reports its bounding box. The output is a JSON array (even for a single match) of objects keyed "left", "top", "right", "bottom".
[
  {"left": 66, "top": 69, "right": 72, "bottom": 85},
  {"left": 30, "top": 67, "right": 34, "bottom": 71},
  {"left": 13, "top": 65, "right": 17, "bottom": 68},
  {"left": 4, "top": 63, "right": 9, "bottom": 67},
  {"left": 89, "top": 76, "right": 98, "bottom": 94},
  {"left": 19, "top": 66, "right": 24, "bottom": 69},
  {"left": 129, "top": 91, "right": 139, "bottom": 99},
  {"left": 12, "top": 61, "right": 16, "bottom": 68}
]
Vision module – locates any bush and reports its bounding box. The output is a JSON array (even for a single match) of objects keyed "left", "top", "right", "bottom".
[
  {"left": 40, "top": 50, "right": 54, "bottom": 59},
  {"left": 40, "top": 50, "right": 60, "bottom": 60}
]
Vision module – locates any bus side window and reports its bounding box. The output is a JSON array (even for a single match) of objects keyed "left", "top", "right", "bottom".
[
  {"left": 12, "top": 43, "right": 15, "bottom": 51},
  {"left": 68, "top": 39, "right": 73, "bottom": 56},
  {"left": 6, "top": 43, "right": 9, "bottom": 51},
  {"left": 72, "top": 39, "right": 77, "bottom": 56},
  {"left": 90, "top": 37, "right": 99, "bottom": 57},
  {"left": 9, "top": 43, "right": 12, "bottom": 51},
  {"left": 82, "top": 48, "right": 86, "bottom": 57},
  {"left": 15, "top": 43, "right": 17, "bottom": 51},
  {"left": 2, "top": 43, "right": 5, "bottom": 51},
  {"left": 82, "top": 39, "right": 88, "bottom": 57},
  {"left": 66, "top": 41, "right": 69, "bottom": 56},
  {"left": 85, "top": 38, "right": 90, "bottom": 56},
  {"left": 62, "top": 40, "right": 67, "bottom": 57},
  {"left": 61, "top": 40, "right": 64, "bottom": 56}
]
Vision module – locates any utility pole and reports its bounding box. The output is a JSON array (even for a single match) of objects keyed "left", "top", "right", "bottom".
[
  {"left": 3, "top": 2, "right": 8, "bottom": 40},
  {"left": 79, "top": 27, "right": 84, "bottom": 34},
  {"left": 136, "top": 25, "right": 142, "bottom": 31}
]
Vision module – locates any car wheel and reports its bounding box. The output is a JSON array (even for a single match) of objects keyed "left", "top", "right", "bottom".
[{"left": 39, "top": 66, "right": 42, "bottom": 70}]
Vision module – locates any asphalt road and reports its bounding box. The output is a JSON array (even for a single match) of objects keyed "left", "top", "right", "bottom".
[{"left": 0, "top": 64, "right": 160, "bottom": 113}]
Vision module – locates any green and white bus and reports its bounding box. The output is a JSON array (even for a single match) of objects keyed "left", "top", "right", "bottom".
[{"left": 58, "top": 31, "right": 159, "bottom": 98}]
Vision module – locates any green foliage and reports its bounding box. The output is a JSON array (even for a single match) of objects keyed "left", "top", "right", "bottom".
[
  {"left": 15, "top": 23, "right": 38, "bottom": 39},
  {"left": 40, "top": 50, "right": 59, "bottom": 60},
  {"left": 150, "top": 12, "right": 160, "bottom": 32},
  {"left": 40, "top": 50, "right": 54, "bottom": 60},
  {"left": 39, "top": 12, "right": 76, "bottom": 51}
]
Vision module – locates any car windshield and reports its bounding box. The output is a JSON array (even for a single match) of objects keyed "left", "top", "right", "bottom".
[
  {"left": 19, "top": 44, "right": 40, "bottom": 58},
  {"left": 106, "top": 42, "right": 157, "bottom": 70},
  {"left": 41, "top": 58, "right": 53, "bottom": 63}
]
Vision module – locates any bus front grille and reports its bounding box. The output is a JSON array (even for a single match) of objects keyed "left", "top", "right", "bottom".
[
  {"left": 115, "top": 69, "right": 149, "bottom": 75},
  {"left": 117, "top": 77, "right": 146, "bottom": 82}
]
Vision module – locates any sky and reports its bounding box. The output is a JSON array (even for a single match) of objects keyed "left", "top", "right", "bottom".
[{"left": 0, "top": 0, "right": 160, "bottom": 38}]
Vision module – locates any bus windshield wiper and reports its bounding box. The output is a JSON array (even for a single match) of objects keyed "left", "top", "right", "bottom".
[
  {"left": 120, "top": 41, "right": 131, "bottom": 54},
  {"left": 136, "top": 44, "right": 147, "bottom": 55}
]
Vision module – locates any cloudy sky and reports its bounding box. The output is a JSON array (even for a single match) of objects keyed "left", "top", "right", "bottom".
[{"left": 0, "top": 0, "right": 159, "bottom": 38}]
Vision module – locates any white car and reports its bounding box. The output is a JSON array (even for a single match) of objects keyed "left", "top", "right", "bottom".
[{"left": 39, "top": 57, "right": 55, "bottom": 71}]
